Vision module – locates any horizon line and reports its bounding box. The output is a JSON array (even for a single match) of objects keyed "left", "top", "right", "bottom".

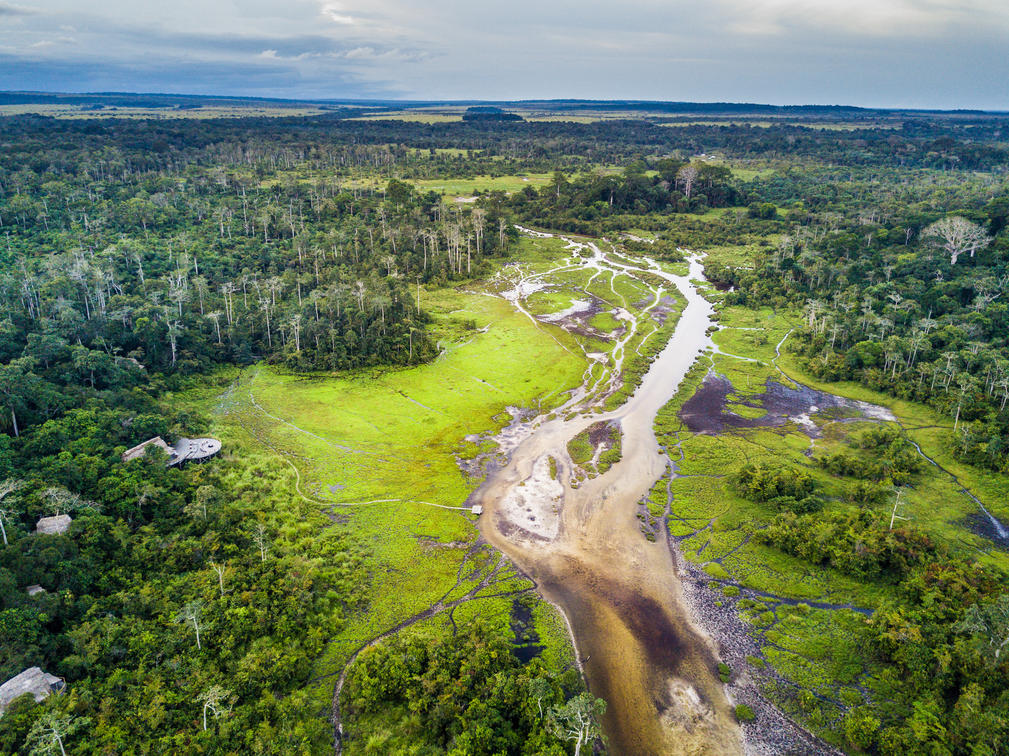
[{"left": 2, "top": 89, "right": 1007, "bottom": 116}]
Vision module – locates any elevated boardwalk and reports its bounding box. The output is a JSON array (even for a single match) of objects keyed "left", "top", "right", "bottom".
[
  {"left": 170, "top": 437, "right": 222, "bottom": 464},
  {"left": 121, "top": 436, "right": 222, "bottom": 466}
]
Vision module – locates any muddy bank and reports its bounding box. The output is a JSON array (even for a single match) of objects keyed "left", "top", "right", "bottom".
[
  {"left": 456, "top": 406, "right": 540, "bottom": 481},
  {"left": 679, "top": 374, "right": 894, "bottom": 437},
  {"left": 540, "top": 294, "right": 612, "bottom": 340},
  {"left": 962, "top": 512, "right": 1009, "bottom": 547},
  {"left": 649, "top": 295, "right": 680, "bottom": 326}
]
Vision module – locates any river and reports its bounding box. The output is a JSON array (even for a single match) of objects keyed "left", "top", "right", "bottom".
[{"left": 475, "top": 238, "right": 742, "bottom": 755}]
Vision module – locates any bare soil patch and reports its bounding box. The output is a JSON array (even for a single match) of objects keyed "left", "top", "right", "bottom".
[{"left": 679, "top": 374, "right": 894, "bottom": 437}]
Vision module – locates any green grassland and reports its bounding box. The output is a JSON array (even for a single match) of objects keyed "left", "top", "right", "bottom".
[
  {"left": 273, "top": 172, "right": 554, "bottom": 199},
  {"left": 727, "top": 166, "right": 778, "bottom": 181},
  {"left": 346, "top": 112, "right": 464, "bottom": 123},
  {"left": 173, "top": 230, "right": 687, "bottom": 737},
  {"left": 414, "top": 173, "right": 553, "bottom": 196}
]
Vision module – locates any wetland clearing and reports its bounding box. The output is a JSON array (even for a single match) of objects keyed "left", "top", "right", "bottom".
[
  {"left": 187, "top": 226, "right": 1009, "bottom": 755},
  {"left": 198, "top": 229, "right": 756, "bottom": 753}
]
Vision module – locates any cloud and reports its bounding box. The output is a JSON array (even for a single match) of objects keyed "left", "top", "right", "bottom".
[
  {"left": 0, "top": 53, "right": 398, "bottom": 99},
  {"left": 0, "top": 1, "right": 36, "bottom": 16},
  {"left": 0, "top": 0, "right": 1007, "bottom": 108},
  {"left": 718, "top": 0, "right": 1009, "bottom": 38},
  {"left": 321, "top": 2, "right": 354, "bottom": 24}
]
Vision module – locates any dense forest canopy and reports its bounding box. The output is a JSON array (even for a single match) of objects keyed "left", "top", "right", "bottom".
[{"left": 0, "top": 118, "right": 534, "bottom": 444}]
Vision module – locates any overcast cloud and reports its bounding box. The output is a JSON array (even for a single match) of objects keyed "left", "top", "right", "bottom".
[{"left": 0, "top": 0, "right": 1007, "bottom": 108}]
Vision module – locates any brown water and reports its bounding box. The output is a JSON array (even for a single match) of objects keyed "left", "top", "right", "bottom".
[{"left": 475, "top": 244, "right": 743, "bottom": 755}]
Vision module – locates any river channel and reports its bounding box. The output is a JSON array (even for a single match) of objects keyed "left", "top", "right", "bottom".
[{"left": 475, "top": 239, "right": 742, "bottom": 755}]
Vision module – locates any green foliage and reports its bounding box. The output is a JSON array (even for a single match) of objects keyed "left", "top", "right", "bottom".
[
  {"left": 0, "top": 126, "right": 520, "bottom": 427},
  {"left": 817, "top": 427, "right": 922, "bottom": 485},
  {"left": 506, "top": 163, "right": 740, "bottom": 236},
  {"left": 734, "top": 704, "right": 756, "bottom": 722},
  {"left": 724, "top": 169, "right": 1009, "bottom": 474},
  {"left": 548, "top": 692, "right": 606, "bottom": 755},
  {"left": 747, "top": 202, "right": 778, "bottom": 220},
  {"left": 732, "top": 462, "right": 823, "bottom": 514},
  {"left": 843, "top": 708, "right": 880, "bottom": 751},
  {"left": 0, "top": 407, "right": 369, "bottom": 752},
  {"left": 566, "top": 433, "right": 593, "bottom": 467},
  {"left": 343, "top": 622, "right": 591, "bottom": 755},
  {"left": 755, "top": 499, "right": 1009, "bottom": 753},
  {"left": 4, "top": 101, "right": 1009, "bottom": 755},
  {"left": 25, "top": 711, "right": 89, "bottom": 756},
  {"left": 755, "top": 509, "right": 935, "bottom": 581}
]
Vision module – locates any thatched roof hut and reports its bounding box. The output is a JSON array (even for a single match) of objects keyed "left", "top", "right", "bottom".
[
  {"left": 0, "top": 667, "right": 64, "bottom": 715},
  {"left": 170, "top": 437, "right": 222, "bottom": 465},
  {"left": 121, "top": 436, "right": 175, "bottom": 463},
  {"left": 35, "top": 514, "right": 72, "bottom": 535}
]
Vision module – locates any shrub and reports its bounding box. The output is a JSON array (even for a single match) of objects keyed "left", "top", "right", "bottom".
[{"left": 734, "top": 704, "right": 756, "bottom": 722}]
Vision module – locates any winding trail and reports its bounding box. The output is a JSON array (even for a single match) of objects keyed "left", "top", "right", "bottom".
[
  {"left": 247, "top": 377, "right": 380, "bottom": 458},
  {"left": 474, "top": 233, "right": 743, "bottom": 755},
  {"left": 327, "top": 497, "right": 471, "bottom": 512},
  {"left": 224, "top": 373, "right": 478, "bottom": 515},
  {"left": 327, "top": 550, "right": 533, "bottom": 755}
]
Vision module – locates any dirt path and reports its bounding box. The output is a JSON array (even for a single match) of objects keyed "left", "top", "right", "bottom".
[{"left": 475, "top": 237, "right": 743, "bottom": 755}]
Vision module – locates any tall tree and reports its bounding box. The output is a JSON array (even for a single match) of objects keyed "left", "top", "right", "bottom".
[
  {"left": 0, "top": 478, "right": 25, "bottom": 545},
  {"left": 549, "top": 693, "right": 606, "bottom": 756},
  {"left": 923, "top": 216, "right": 992, "bottom": 265}
]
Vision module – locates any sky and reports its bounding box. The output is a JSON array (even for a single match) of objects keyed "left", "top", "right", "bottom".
[{"left": 1, "top": 0, "right": 1008, "bottom": 109}]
